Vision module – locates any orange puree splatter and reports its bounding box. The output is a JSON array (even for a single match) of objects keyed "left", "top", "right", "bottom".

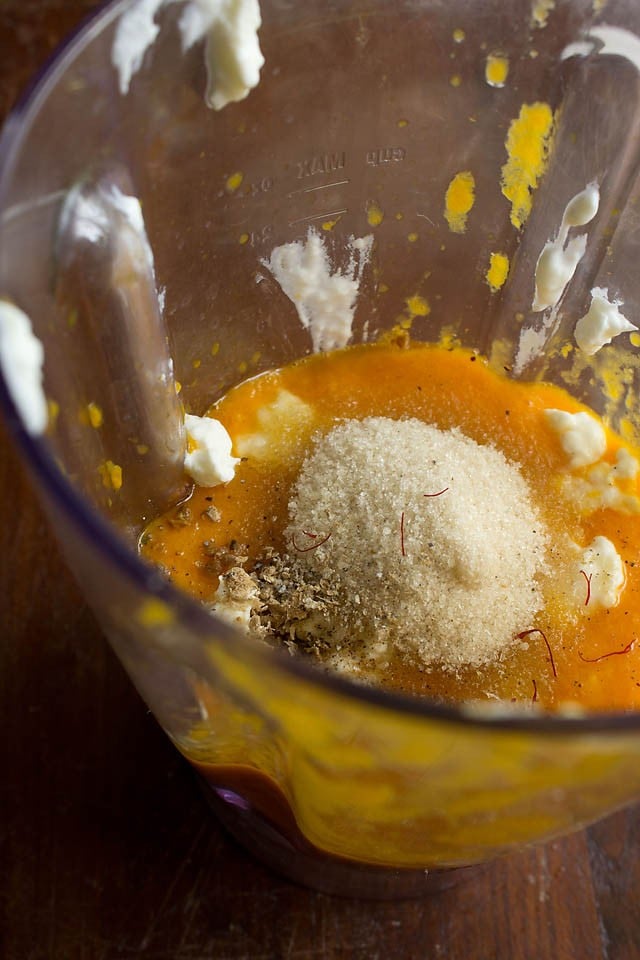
[
  {"left": 366, "top": 201, "right": 384, "bottom": 227},
  {"left": 501, "top": 102, "right": 555, "bottom": 229},
  {"left": 485, "top": 53, "right": 509, "bottom": 88},
  {"left": 444, "top": 171, "right": 476, "bottom": 233},
  {"left": 486, "top": 252, "right": 510, "bottom": 291},
  {"left": 141, "top": 342, "right": 640, "bottom": 713}
]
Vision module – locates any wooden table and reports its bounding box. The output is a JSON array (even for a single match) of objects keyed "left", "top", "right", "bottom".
[{"left": 2, "top": 4, "right": 640, "bottom": 958}]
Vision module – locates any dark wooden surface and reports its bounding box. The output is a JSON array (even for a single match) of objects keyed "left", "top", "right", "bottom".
[{"left": 2, "top": 4, "right": 640, "bottom": 958}]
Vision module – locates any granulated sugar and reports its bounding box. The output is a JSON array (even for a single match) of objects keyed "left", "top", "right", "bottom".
[{"left": 280, "top": 416, "right": 549, "bottom": 669}]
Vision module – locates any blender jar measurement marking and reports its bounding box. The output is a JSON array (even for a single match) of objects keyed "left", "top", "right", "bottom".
[
  {"left": 225, "top": 177, "right": 273, "bottom": 199},
  {"left": 248, "top": 177, "right": 274, "bottom": 197},
  {"left": 288, "top": 208, "right": 348, "bottom": 227},
  {"left": 242, "top": 225, "right": 274, "bottom": 246},
  {"left": 296, "top": 152, "right": 346, "bottom": 179},
  {"left": 287, "top": 180, "right": 351, "bottom": 199},
  {"left": 366, "top": 147, "right": 406, "bottom": 166}
]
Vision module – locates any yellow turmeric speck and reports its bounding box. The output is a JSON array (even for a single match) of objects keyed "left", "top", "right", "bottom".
[
  {"left": 378, "top": 283, "right": 390, "bottom": 294},
  {"left": 367, "top": 201, "right": 384, "bottom": 227},
  {"left": 322, "top": 217, "right": 340, "bottom": 231},
  {"left": 560, "top": 341, "right": 573, "bottom": 358},
  {"left": 397, "top": 118, "right": 409, "bottom": 128},
  {"left": 485, "top": 53, "right": 509, "bottom": 88},
  {"left": 453, "top": 28, "right": 466, "bottom": 43},
  {"left": 395, "top": 212, "right": 404, "bottom": 221},
  {"left": 137, "top": 598, "right": 175, "bottom": 628},
  {"left": 239, "top": 232, "right": 250, "bottom": 244},
  {"left": 501, "top": 102, "right": 555, "bottom": 229},
  {"left": 378, "top": 319, "right": 413, "bottom": 344},
  {"left": 407, "top": 232, "right": 418, "bottom": 243},
  {"left": 175, "top": 381, "right": 182, "bottom": 394},
  {"left": 630, "top": 332, "right": 640, "bottom": 348},
  {"left": 600, "top": 365, "right": 625, "bottom": 404},
  {"left": 450, "top": 74, "right": 462, "bottom": 88},
  {"left": 67, "top": 309, "right": 78, "bottom": 329},
  {"left": 405, "top": 295, "right": 431, "bottom": 317},
  {"left": 226, "top": 171, "right": 243, "bottom": 192},
  {"left": 47, "top": 399, "right": 60, "bottom": 426},
  {"left": 251, "top": 351, "right": 261, "bottom": 365},
  {"left": 137, "top": 444, "right": 149, "bottom": 455},
  {"left": 444, "top": 170, "right": 476, "bottom": 234},
  {"left": 98, "top": 460, "right": 122, "bottom": 492},
  {"left": 238, "top": 360, "right": 248, "bottom": 374},
  {"left": 532, "top": 0, "right": 555, "bottom": 28},
  {"left": 193, "top": 358, "right": 201, "bottom": 369},
  {"left": 488, "top": 337, "right": 513, "bottom": 371},
  {"left": 620, "top": 418, "right": 636, "bottom": 444},
  {"left": 485, "top": 252, "right": 510, "bottom": 291},
  {"left": 438, "top": 327, "right": 461, "bottom": 350},
  {"left": 87, "top": 402, "right": 103, "bottom": 429},
  {"left": 211, "top": 342, "right": 220, "bottom": 356}
]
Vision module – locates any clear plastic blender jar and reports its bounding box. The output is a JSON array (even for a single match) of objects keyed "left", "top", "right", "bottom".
[{"left": 3, "top": 0, "right": 640, "bottom": 897}]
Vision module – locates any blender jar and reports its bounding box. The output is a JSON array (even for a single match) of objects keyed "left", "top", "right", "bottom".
[{"left": 3, "top": 0, "right": 640, "bottom": 897}]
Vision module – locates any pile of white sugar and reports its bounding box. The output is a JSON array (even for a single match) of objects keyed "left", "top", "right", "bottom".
[{"left": 281, "top": 417, "right": 550, "bottom": 669}]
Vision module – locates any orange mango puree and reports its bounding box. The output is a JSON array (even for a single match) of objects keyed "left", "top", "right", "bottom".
[{"left": 141, "top": 342, "right": 640, "bottom": 713}]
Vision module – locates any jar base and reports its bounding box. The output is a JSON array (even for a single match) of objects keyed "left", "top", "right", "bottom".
[{"left": 200, "top": 778, "right": 484, "bottom": 900}]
